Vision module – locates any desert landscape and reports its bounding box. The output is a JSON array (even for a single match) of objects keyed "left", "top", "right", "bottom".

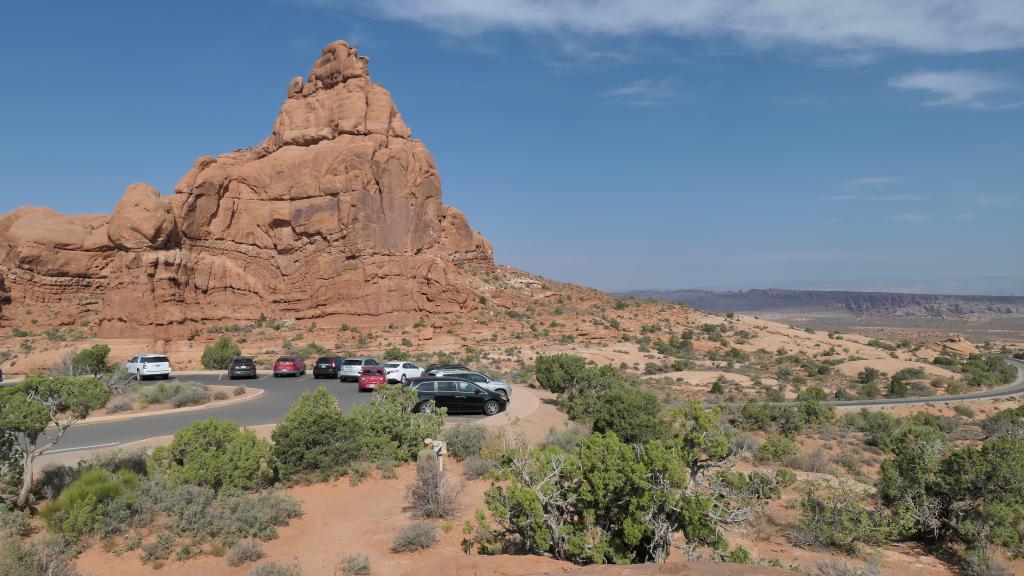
[{"left": 3, "top": 4, "right": 1024, "bottom": 576}]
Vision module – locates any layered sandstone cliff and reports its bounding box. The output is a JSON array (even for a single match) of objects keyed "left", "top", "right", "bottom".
[{"left": 0, "top": 40, "right": 492, "bottom": 336}]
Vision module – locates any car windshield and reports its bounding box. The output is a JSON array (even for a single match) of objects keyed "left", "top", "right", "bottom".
[
  {"left": 343, "top": 359, "right": 363, "bottom": 365},
  {"left": 143, "top": 356, "right": 169, "bottom": 363},
  {"left": 385, "top": 363, "right": 401, "bottom": 368},
  {"left": 363, "top": 369, "right": 384, "bottom": 376},
  {"left": 277, "top": 357, "right": 294, "bottom": 363},
  {"left": 316, "top": 357, "right": 335, "bottom": 364},
  {"left": 233, "top": 359, "right": 253, "bottom": 366}
]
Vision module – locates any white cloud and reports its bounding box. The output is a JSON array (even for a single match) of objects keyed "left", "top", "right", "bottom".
[
  {"left": 843, "top": 176, "right": 907, "bottom": 188},
  {"left": 889, "top": 70, "right": 1019, "bottom": 108},
  {"left": 889, "top": 213, "right": 932, "bottom": 223},
  {"left": 600, "top": 78, "right": 680, "bottom": 105},
  {"left": 977, "top": 194, "right": 1022, "bottom": 207},
  {"left": 318, "top": 0, "right": 1024, "bottom": 54}
]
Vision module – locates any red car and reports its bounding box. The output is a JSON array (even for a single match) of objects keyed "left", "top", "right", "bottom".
[
  {"left": 358, "top": 366, "right": 386, "bottom": 391},
  {"left": 273, "top": 355, "right": 306, "bottom": 377}
]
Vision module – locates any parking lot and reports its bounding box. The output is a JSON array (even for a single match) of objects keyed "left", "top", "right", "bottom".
[{"left": 52, "top": 372, "right": 491, "bottom": 456}]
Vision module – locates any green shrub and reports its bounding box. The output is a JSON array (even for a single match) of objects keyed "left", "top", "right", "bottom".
[
  {"left": 775, "top": 468, "right": 797, "bottom": 487},
  {"left": 856, "top": 367, "right": 880, "bottom": 384},
  {"left": 383, "top": 346, "right": 409, "bottom": 361},
  {"left": 443, "top": 424, "right": 490, "bottom": 461},
  {"left": 590, "top": 385, "right": 670, "bottom": 444},
  {"left": 226, "top": 540, "right": 263, "bottom": 567},
  {"left": 793, "top": 481, "right": 896, "bottom": 553},
  {"left": 272, "top": 387, "right": 363, "bottom": 481},
  {"left": 138, "top": 381, "right": 206, "bottom": 406},
  {"left": 726, "top": 545, "right": 752, "bottom": 564},
  {"left": 756, "top": 435, "right": 798, "bottom": 463},
  {"left": 391, "top": 522, "right": 438, "bottom": 552},
  {"left": 141, "top": 532, "right": 175, "bottom": 563},
  {"left": 0, "top": 534, "right": 78, "bottom": 576},
  {"left": 148, "top": 419, "right": 275, "bottom": 492},
  {"left": 348, "top": 385, "right": 445, "bottom": 462},
  {"left": 39, "top": 468, "right": 140, "bottom": 539},
  {"left": 959, "top": 548, "right": 1011, "bottom": 576},
  {"left": 201, "top": 336, "right": 242, "bottom": 370},
  {"left": 72, "top": 344, "right": 111, "bottom": 376},
  {"left": 534, "top": 354, "right": 588, "bottom": 393}
]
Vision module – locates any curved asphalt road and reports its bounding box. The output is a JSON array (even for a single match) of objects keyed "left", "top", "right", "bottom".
[
  {"left": 820, "top": 357, "right": 1024, "bottom": 409},
  {"left": 52, "top": 373, "right": 484, "bottom": 455},
  {"left": 49, "top": 359, "right": 1022, "bottom": 455}
]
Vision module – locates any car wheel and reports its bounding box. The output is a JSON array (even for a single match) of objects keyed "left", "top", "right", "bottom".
[
  {"left": 497, "top": 390, "right": 509, "bottom": 402},
  {"left": 417, "top": 401, "right": 433, "bottom": 414},
  {"left": 401, "top": 375, "right": 408, "bottom": 385},
  {"left": 483, "top": 400, "right": 501, "bottom": 416}
]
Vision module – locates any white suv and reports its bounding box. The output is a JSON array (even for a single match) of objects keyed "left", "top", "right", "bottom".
[
  {"left": 125, "top": 355, "right": 172, "bottom": 380},
  {"left": 384, "top": 361, "right": 423, "bottom": 384}
]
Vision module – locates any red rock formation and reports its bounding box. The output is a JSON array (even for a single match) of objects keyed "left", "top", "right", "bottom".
[{"left": 0, "top": 40, "right": 492, "bottom": 336}]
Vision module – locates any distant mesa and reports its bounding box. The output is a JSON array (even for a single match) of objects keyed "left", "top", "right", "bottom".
[{"left": 0, "top": 40, "right": 493, "bottom": 336}]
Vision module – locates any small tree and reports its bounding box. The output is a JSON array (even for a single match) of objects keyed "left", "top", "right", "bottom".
[
  {"left": 272, "top": 387, "right": 363, "bottom": 480},
  {"left": 348, "top": 385, "right": 445, "bottom": 461},
  {"left": 590, "top": 386, "right": 669, "bottom": 444},
  {"left": 534, "top": 354, "right": 588, "bottom": 393},
  {"left": 201, "top": 336, "right": 242, "bottom": 370},
  {"left": 383, "top": 347, "right": 409, "bottom": 361},
  {"left": 72, "top": 344, "right": 111, "bottom": 376},
  {"left": 0, "top": 375, "right": 110, "bottom": 508},
  {"left": 148, "top": 419, "right": 275, "bottom": 492}
]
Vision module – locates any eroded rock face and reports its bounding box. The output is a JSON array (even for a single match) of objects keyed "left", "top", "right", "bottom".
[{"left": 0, "top": 40, "right": 492, "bottom": 336}]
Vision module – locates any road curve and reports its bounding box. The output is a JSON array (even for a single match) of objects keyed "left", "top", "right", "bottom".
[
  {"left": 817, "top": 357, "right": 1024, "bottom": 409},
  {"left": 50, "top": 372, "right": 486, "bottom": 455},
  {"left": 46, "top": 359, "right": 1023, "bottom": 455}
]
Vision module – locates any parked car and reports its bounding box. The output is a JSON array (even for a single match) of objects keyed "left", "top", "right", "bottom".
[
  {"left": 407, "top": 377, "right": 506, "bottom": 416},
  {"left": 0, "top": 368, "right": 4, "bottom": 384},
  {"left": 358, "top": 366, "right": 387, "bottom": 392},
  {"left": 313, "top": 356, "right": 345, "bottom": 379},
  {"left": 228, "top": 357, "right": 258, "bottom": 380},
  {"left": 125, "top": 355, "right": 172, "bottom": 380},
  {"left": 339, "top": 358, "right": 380, "bottom": 381},
  {"left": 423, "top": 363, "right": 471, "bottom": 376},
  {"left": 440, "top": 371, "right": 512, "bottom": 402},
  {"left": 273, "top": 355, "right": 306, "bottom": 377},
  {"left": 384, "top": 361, "right": 423, "bottom": 384}
]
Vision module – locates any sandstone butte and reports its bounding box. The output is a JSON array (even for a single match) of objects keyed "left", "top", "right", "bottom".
[{"left": 0, "top": 40, "right": 494, "bottom": 337}]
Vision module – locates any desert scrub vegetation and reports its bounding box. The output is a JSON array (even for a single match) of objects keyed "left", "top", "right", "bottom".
[
  {"left": 148, "top": 419, "right": 276, "bottom": 491},
  {"left": 201, "top": 335, "right": 242, "bottom": 369},
  {"left": 391, "top": 521, "right": 438, "bottom": 552}
]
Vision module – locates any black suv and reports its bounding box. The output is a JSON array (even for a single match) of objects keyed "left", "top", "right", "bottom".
[
  {"left": 407, "top": 377, "right": 506, "bottom": 416},
  {"left": 313, "top": 356, "right": 345, "bottom": 379},
  {"left": 227, "top": 357, "right": 257, "bottom": 380},
  {"left": 423, "top": 363, "right": 472, "bottom": 376}
]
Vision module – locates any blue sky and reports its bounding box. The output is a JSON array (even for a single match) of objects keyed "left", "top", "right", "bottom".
[{"left": 1, "top": 1, "right": 1022, "bottom": 294}]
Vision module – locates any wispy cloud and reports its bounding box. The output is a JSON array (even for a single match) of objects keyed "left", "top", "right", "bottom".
[
  {"left": 889, "top": 70, "right": 1022, "bottom": 109},
  {"left": 843, "top": 176, "right": 908, "bottom": 189},
  {"left": 952, "top": 212, "right": 977, "bottom": 221},
  {"left": 977, "top": 194, "right": 1022, "bottom": 208},
  {"left": 600, "top": 78, "right": 680, "bottom": 106},
  {"left": 827, "top": 176, "right": 918, "bottom": 201},
  {"left": 828, "top": 193, "right": 921, "bottom": 202},
  {"left": 889, "top": 213, "right": 932, "bottom": 223},
  {"left": 315, "top": 1, "right": 1024, "bottom": 54}
]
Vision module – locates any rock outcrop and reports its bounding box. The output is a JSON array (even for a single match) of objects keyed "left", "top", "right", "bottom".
[{"left": 0, "top": 40, "right": 492, "bottom": 336}]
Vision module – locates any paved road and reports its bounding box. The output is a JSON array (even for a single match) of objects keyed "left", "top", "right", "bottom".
[
  {"left": 50, "top": 359, "right": 1022, "bottom": 455},
  {"left": 820, "top": 357, "right": 1024, "bottom": 409},
  {"left": 52, "top": 372, "right": 484, "bottom": 455}
]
